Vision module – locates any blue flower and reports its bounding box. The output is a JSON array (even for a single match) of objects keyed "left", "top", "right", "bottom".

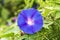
[{"left": 17, "top": 8, "right": 43, "bottom": 34}]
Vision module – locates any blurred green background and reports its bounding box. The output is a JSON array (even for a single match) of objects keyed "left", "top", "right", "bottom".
[{"left": 0, "top": 0, "right": 60, "bottom": 40}]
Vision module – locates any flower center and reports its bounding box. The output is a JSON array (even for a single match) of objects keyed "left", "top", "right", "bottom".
[{"left": 27, "top": 18, "right": 34, "bottom": 26}]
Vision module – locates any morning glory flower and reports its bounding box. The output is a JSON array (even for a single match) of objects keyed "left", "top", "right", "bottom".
[{"left": 17, "top": 8, "right": 43, "bottom": 34}]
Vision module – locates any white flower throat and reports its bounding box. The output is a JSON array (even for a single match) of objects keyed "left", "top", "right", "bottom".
[{"left": 27, "top": 18, "right": 34, "bottom": 26}]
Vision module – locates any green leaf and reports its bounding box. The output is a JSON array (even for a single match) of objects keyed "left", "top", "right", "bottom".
[
  {"left": 55, "top": 11, "right": 60, "bottom": 19},
  {"left": 1, "top": 8, "right": 10, "bottom": 20}
]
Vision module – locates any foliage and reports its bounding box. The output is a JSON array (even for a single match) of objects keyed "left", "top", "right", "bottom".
[{"left": 0, "top": 0, "right": 60, "bottom": 40}]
